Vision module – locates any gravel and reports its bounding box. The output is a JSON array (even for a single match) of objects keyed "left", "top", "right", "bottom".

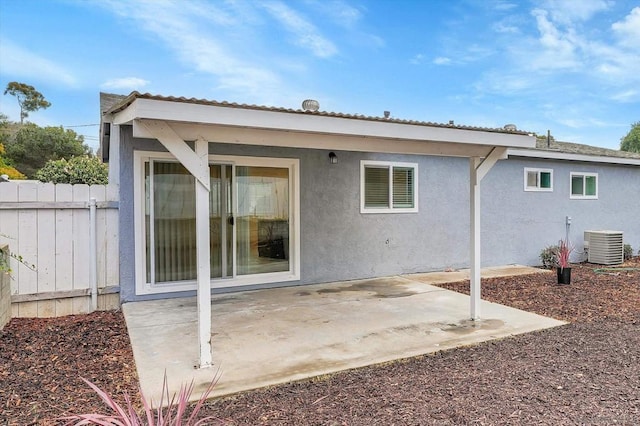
[{"left": 1, "top": 259, "right": 639, "bottom": 425}]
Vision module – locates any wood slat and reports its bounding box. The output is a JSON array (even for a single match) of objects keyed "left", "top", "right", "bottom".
[{"left": 0, "top": 182, "right": 120, "bottom": 318}]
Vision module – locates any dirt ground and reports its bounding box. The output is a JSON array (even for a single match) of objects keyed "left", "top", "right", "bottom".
[{"left": 1, "top": 259, "right": 639, "bottom": 425}]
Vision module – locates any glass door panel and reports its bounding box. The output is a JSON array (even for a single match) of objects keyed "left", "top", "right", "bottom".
[
  {"left": 210, "top": 164, "right": 233, "bottom": 279},
  {"left": 209, "top": 165, "right": 223, "bottom": 278},
  {"left": 146, "top": 162, "right": 232, "bottom": 284},
  {"left": 236, "top": 166, "right": 290, "bottom": 275},
  {"left": 147, "top": 161, "right": 197, "bottom": 283}
]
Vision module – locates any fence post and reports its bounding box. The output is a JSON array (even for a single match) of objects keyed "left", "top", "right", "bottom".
[{"left": 89, "top": 197, "right": 97, "bottom": 312}]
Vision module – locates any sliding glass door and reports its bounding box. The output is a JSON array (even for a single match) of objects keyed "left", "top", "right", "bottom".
[
  {"left": 236, "top": 166, "right": 290, "bottom": 275},
  {"left": 141, "top": 156, "right": 294, "bottom": 291}
]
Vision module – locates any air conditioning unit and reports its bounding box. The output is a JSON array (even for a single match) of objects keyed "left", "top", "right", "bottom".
[{"left": 584, "top": 230, "right": 624, "bottom": 265}]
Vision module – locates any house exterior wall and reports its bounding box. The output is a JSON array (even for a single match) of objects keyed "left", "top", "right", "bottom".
[
  {"left": 118, "top": 125, "right": 640, "bottom": 302},
  {"left": 482, "top": 157, "right": 640, "bottom": 266}
]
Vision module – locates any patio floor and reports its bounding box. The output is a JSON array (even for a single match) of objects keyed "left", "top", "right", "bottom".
[{"left": 122, "top": 265, "right": 563, "bottom": 402}]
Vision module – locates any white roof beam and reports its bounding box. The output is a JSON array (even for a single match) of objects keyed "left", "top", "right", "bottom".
[{"left": 137, "top": 120, "right": 210, "bottom": 190}]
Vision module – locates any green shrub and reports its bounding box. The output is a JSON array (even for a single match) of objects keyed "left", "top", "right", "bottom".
[
  {"left": 540, "top": 245, "right": 559, "bottom": 269},
  {"left": 623, "top": 244, "right": 633, "bottom": 260},
  {"left": 35, "top": 156, "right": 108, "bottom": 185}
]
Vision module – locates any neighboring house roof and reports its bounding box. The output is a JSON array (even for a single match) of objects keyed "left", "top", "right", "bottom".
[
  {"left": 535, "top": 137, "right": 640, "bottom": 160},
  {"left": 508, "top": 136, "right": 640, "bottom": 166},
  {"left": 100, "top": 92, "right": 128, "bottom": 115},
  {"left": 102, "top": 91, "right": 531, "bottom": 136}
]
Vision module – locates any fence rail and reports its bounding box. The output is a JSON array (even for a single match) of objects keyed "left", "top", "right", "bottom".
[{"left": 0, "top": 182, "right": 120, "bottom": 318}]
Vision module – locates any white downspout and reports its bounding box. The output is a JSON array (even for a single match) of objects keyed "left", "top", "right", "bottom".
[{"left": 89, "top": 197, "right": 98, "bottom": 312}]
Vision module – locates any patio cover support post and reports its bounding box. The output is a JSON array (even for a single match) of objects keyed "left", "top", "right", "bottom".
[
  {"left": 195, "top": 138, "right": 212, "bottom": 368},
  {"left": 136, "top": 119, "right": 212, "bottom": 367},
  {"left": 469, "top": 147, "right": 507, "bottom": 320}
]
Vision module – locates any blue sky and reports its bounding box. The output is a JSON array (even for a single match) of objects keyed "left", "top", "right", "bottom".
[{"left": 1, "top": 0, "right": 639, "bottom": 152}]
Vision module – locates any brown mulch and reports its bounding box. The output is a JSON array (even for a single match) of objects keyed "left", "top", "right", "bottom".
[
  {"left": 1, "top": 259, "right": 639, "bottom": 425},
  {"left": 0, "top": 312, "right": 139, "bottom": 425}
]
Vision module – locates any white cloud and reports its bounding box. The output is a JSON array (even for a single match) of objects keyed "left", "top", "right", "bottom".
[
  {"left": 0, "top": 38, "right": 77, "bottom": 86},
  {"left": 410, "top": 54, "right": 425, "bottom": 65},
  {"left": 261, "top": 1, "right": 338, "bottom": 58},
  {"left": 433, "top": 56, "right": 451, "bottom": 65},
  {"left": 612, "top": 7, "right": 640, "bottom": 48},
  {"left": 530, "top": 8, "right": 580, "bottom": 70},
  {"left": 101, "top": 77, "right": 150, "bottom": 90},
  {"left": 475, "top": 72, "right": 537, "bottom": 94},
  {"left": 492, "top": 21, "right": 519, "bottom": 33},
  {"left": 491, "top": 1, "right": 518, "bottom": 12},
  {"left": 320, "top": 0, "right": 363, "bottom": 28},
  {"left": 94, "top": 0, "right": 284, "bottom": 102},
  {"left": 537, "top": 0, "right": 611, "bottom": 24},
  {"left": 610, "top": 89, "right": 639, "bottom": 103}
]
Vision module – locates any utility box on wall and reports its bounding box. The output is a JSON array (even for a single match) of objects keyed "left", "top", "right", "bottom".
[{"left": 584, "top": 230, "right": 624, "bottom": 265}]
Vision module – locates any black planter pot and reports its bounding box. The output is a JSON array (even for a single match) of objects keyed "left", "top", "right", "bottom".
[{"left": 557, "top": 267, "right": 571, "bottom": 284}]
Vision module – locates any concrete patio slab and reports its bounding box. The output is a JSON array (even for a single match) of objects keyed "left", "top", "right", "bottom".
[{"left": 123, "top": 265, "right": 562, "bottom": 402}]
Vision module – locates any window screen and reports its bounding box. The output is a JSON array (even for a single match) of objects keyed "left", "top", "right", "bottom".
[{"left": 361, "top": 161, "right": 418, "bottom": 213}]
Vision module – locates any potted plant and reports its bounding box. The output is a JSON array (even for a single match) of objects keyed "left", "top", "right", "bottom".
[{"left": 554, "top": 238, "right": 574, "bottom": 284}]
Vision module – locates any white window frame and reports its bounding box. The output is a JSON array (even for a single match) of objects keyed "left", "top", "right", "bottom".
[
  {"left": 134, "top": 150, "right": 300, "bottom": 295},
  {"left": 360, "top": 160, "right": 418, "bottom": 214},
  {"left": 524, "top": 167, "right": 553, "bottom": 192},
  {"left": 570, "top": 172, "right": 598, "bottom": 200}
]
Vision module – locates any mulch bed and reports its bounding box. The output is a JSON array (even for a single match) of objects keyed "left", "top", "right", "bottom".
[{"left": 1, "top": 259, "right": 639, "bottom": 425}]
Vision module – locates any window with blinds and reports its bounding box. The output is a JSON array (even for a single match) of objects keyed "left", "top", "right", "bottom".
[
  {"left": 361, "top": 161, "right": 418, "bottom": 213},
  {"left": 524, "top": 168, "right": 553, "bottom": 191},
  {"left": 570, "top": 172, "right": 598, "bottom": 199}
]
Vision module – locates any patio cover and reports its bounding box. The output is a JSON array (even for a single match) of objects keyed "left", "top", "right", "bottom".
[{"left": 103, "top": 92, "right": 536, "bottom": 368}]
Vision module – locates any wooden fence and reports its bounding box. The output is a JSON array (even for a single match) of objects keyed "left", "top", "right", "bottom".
[{"left": 0, "top": 182, "right": 119, "bottom": 318}]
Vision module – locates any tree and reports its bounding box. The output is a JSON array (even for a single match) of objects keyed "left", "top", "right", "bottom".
[
  {"left": 3, "top": 123, "right": 91, "bottom": 178},
  {"left": 35, "top": 156, "right": 108, "bottom": 185},
  {"left": 4, "top": 82, "right": 51, "bottom": 124},
  {"left": 0, "top": 114, "right": 24, "bottom": 179},
  {"left": 620, "top": 121, "right": 640, "bottom": 153}
]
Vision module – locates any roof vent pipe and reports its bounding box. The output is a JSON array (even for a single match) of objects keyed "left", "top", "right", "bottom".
[{"left": 302, "top": 99, "right": 320, "bottom": 112}]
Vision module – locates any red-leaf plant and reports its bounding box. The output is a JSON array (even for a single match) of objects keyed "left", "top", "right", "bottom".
[
  {"left": 60, "top": 370, "right": 222, "bottom": 426},
  {"left": 554, "top": 238, "right": 574, "bottom": 270}
]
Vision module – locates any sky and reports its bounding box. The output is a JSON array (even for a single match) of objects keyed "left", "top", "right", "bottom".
[{"left": 0, "top": 0, "right": 639, "bottom": 153}]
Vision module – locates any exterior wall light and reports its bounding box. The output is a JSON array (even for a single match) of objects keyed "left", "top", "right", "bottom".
[{"left": 329, "top": 152, "right": 338, "bottom": 164}]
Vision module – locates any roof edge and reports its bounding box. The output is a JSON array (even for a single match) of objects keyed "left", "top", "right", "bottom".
[
  {"left": 104, "top": 91, "right": 532, "bottom": 136},
  {"left": 508, "top": 147, "right": 640, "bottom": 166}
]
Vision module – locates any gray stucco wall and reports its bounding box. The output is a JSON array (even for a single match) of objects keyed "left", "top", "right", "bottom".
[
  {"left": 482, "top": 157, "right": 640, "bottom": 266},
  {"left": 118, "top": 125, "right": 640, "bottom": 301}
]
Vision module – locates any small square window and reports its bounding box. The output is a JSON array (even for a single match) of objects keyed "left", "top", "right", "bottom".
[
  {"left": 570, "top": 172, "right": 598, "bottom": 199},
  {"left": 524, "top": 168, "right": 553, "bottom": 192},
  {"left": 361, "top": 161, "right": 418, "bottom": 213}
]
